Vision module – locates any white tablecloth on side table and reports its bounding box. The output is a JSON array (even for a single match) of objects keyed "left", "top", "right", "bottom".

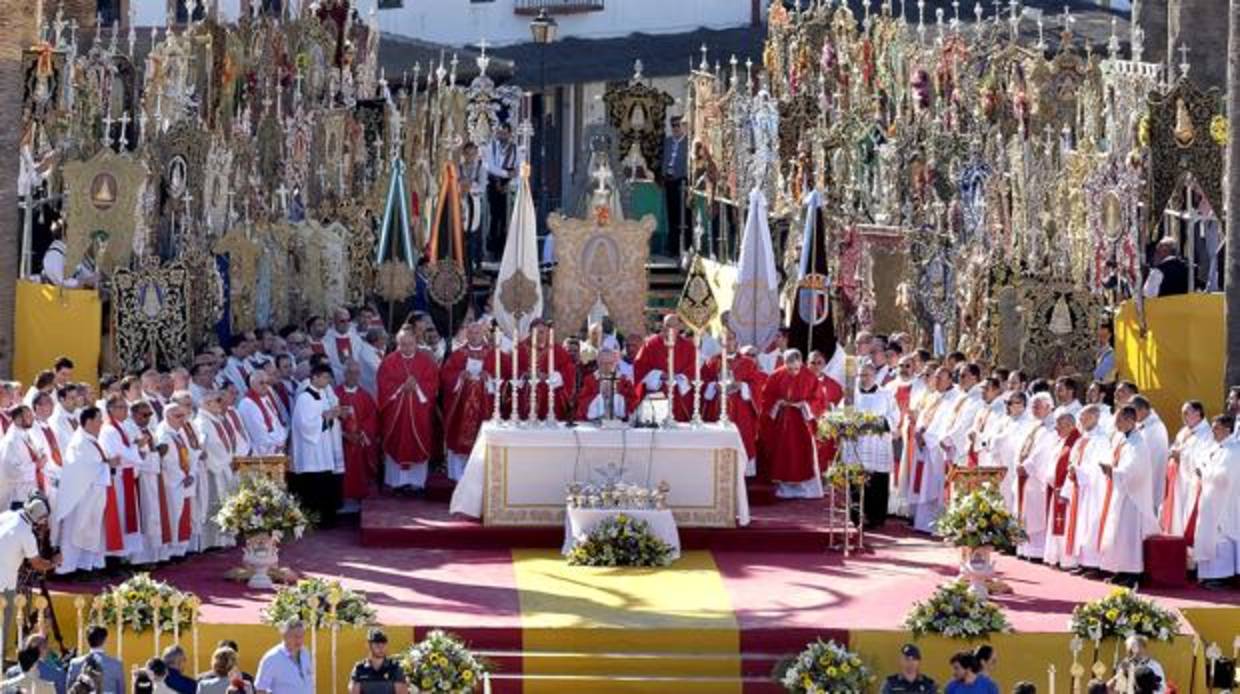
[
  {"left": 448, "top": 423, "right": 751, "bottom": 527},
  {"left": 561, "top": 508, "right": 681, "bottom": 559}
]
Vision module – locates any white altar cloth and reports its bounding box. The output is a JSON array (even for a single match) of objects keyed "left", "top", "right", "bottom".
[
  {"left": 561, "top": 508, "right": 681, "bottom": 559},
  {"left": 449, "top": 423, "right": 751, "bottom": 527}
]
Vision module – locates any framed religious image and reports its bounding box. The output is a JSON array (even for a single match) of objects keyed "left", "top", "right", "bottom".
[{"left": 235, "top": 456, "right": 289, "bottom": 488}]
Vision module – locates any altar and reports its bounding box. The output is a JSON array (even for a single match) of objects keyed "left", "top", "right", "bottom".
[{"left": 448, "top": 423, "right": 751, "bottom": 528}]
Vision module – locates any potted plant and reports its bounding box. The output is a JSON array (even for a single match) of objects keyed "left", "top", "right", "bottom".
[{"left": 214, "top": 476, "right": 310, "bottom": 588}]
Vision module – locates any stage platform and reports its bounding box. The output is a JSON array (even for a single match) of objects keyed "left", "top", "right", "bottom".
[{"left": 44, "top": 499, "right": 1240, "bottom": 693}]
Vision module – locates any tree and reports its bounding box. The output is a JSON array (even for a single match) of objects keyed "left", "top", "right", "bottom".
[
  {"left": 1227, "top": 0, "right": 1240, "bottom": 391},
  {"left": 0, "top": 0, "right": 39, "bottom": 376}
]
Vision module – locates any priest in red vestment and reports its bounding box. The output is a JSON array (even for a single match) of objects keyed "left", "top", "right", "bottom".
[
  {"left": 702, "top": 334, "right": 764, "bottom": 477},
  {"left": 336, "top": 360, "right": 378, "bottom": 510},
  {"left": 1043, "top": 414, "right": 1083, "bottom": 569},
  {"left": 576, "top": 346, "right": 636, "bottom": 422},
  {"left": 808, "top": 349, "right": 845, "bottom": 474},
  {"left": 516, "top": 320, "right": 576, "bottom": 422},
  {"left": 377, "top": 327, "right": 439, "bottom": 491},
  {"left": 632, "top": 314, "right": 697, "bottom": 422},
  {"left": 441, "top": 321, "right": 495, "bottom": 478},
  {"left": 759, "top": 350, "right": 825, "bottom": 498}
]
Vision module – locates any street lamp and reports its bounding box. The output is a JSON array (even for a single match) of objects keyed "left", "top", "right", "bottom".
[{"left": 529, "top": 8, "right": 558, "bottom": 233}]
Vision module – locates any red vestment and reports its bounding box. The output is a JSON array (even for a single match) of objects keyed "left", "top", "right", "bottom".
[
  {"left": 759, "top": 367, "right": 825, "bottom": 484},
  {"left": 1047, "top": 429, "right": 1081, "bottom": 536},
  {"left": 574, "top": 371, "right": 637, "bottom": 422},
  {"left": 515, "top": 340, "right": 577, "bottom": 421},
  {"left": 632, "top": 333, "right": 697, "bottom": 422},
  {"left": 701, "top": 353, "right": 764, "bottom": 464},
  {"left": 441, "top": 344, "right": 496, "bottom": 455},
  {"left": 335, "top": 385, "right": 379, "bottom": 501},
  {"left": 377, "top": 350, "right": 439, "bottom": 468}
]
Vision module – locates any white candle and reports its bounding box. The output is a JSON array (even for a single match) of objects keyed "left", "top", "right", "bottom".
[
  {"left": 548, "top": 327, "right": 555, "bottom": 384},
  {"left": 1048, "top": 664, "right": 1056, "bottom": 694},
  {"left": 694, "top": 334, "right": 701, "bottom": 386}
]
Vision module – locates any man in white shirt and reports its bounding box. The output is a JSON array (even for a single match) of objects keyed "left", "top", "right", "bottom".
[
  {"left": 0, "top": 497, "right": 56, "bottom": 654},
  {"left": 1131, "top": 395, "right": 1170, "bottom": 510},
  {"left": 39, "top": 225, "right": 101, "bottom": 289},
  {"left": 50, "top": 385, "right": 81, "bottom": 447},
  {"left": 222, "top": 335, "right": 257, "bottom": 394},
  {"left": 291, "top": 365, "right": 344, "bottom": 528},
  {"left": 28, "top": 393, "right": 64, "bottom": 501},
  {"left": 484, "top": 123, "right": 518, "bottom": 261},
  {"left": 256, "top": 619, "right": 314, "bottom": 694},
  {"left": 1053, "top": 377, "right": 1083, "bottom": 420}
]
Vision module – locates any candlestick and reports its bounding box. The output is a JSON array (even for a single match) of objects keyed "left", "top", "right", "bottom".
[
  {"left": 73, "top": 597, "right": 86, "bottom": 655},
  {"left": 152, "top": 596, "right": 163, "bottom": 658},
  {"left": 547, "top": 327, "right": 558, "bottom": 425},
  {"left": 528, "top": 332, "right": 539, "bottom": 425},
  {"left": 719, "top": 348, "right": 730, "bottom": 424},
  {"left": 692, "top": 333, "right": 703, "bottom": 426},
  {"left": 510, "top": 331, "right": 519, "bottom": 424},
  {"left": 113, "top": 594, "right": 124, "bottom": 665},
  {"left": 664, "top": 329, "right": 676, "bottom": 428},
  {"left": 1049, "top": 664, "right": 1057, "bottom": 694},
  {"left": 328, "top": 588, "right": 341, "bottom": 693},
  {"left": 492, "top": 328, "right": 502, "bottom": 423},
  {"left": 188, "top": 596, "right": 201, "bottom": 674},
  {"left": 308, "top": 595, "right": 320, "bottom": 667}
]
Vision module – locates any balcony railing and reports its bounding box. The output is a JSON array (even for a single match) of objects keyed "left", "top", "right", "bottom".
[{"left": 513, "top": 0, "right": 605, "bottom": 15}]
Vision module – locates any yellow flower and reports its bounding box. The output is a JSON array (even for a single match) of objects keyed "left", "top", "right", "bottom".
[
  {"left": 841, "top": 663, "right": 851, "bottom": 674},
  {"left": 818, "top": 655, "right": 831, "bottom": 667},
  {"left": 802, "top": 674, "right": 813, "bottom": 687},
  {"left": 1211, "top": 115, "right": 1228, "bottom": 145},
  {"left": 979, "top": 501, "right": 990, "bottom": 513},
  {"left": 420, "top": 677, "right": 432, "bottom": 690},
  {"left": 1106, "top": 609, "right": 1120, "bottom": 621},
  {"left": 827, "top": 666, "right": 838, "bottom": 678},
  {"left": 462, "top": 670, "right": 474, "bottom": 682}
]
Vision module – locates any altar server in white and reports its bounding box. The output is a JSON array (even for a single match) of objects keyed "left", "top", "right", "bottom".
[
  {"left": 291, "top": 364, "right": 345, "bottom": 527},
  {"left": 1190, "top": 415, "right": 1240, "bottom": 588},
  {"left": 848, "top": 361, "right": 899, "bottom": 528},
  {"left": 1098, "top": 406, "right": 1158, "bottom": 586}
]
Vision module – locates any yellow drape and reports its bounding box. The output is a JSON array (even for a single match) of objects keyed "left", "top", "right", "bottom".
[
  {"left": 13, "top": 280, "right": 101, "bottom": 389},
  {"left": 1115, "top": 294, "right": 1224, "bottom": 417}
]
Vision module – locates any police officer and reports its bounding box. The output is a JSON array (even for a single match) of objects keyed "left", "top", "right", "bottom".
[
  {"left": 882, "top": 643, "right": 937, "bottom": 694},
  {"left": 348, "top": 628, "right": 408, "bottom": 694}
]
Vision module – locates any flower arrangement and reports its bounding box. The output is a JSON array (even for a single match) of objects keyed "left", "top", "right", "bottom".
[
  {"left": 566, "top": 480, "right": 671, "bottom": 511},
  {"left": 215, "top": 476, "right": 310, "bottom": 539},
  {"left": 96, "top": 574, "right": 197, "bottom": 634},
  {"left": 903, "top": 580, "right": 1012, "bottom": 639},
  {"left": 566, "top": 513, "right": 675, "bottom": 567},
  {"left": 402, "top": 629, "right": 489, "bottom": 694},
  {"left": 817, "top": 407, "right": 891, "bottom": 442},
  {"left": 1069, "top": 588, "right": 1180, "bottom": 643},
  {"left": 776, "top": 638, "right": 872, "bottom": 693},
  {"left": 1211, "top": 114, "right": 1228, "bottom": 146},
  {"left": 935, "top": 484, "right": 1026, "bottom": 551},
  {"left": 823, "top": 462, "right": 868, "bottom": 490},
  {"left": 261, "top": 577, "right": 377, "bottom": 628}
]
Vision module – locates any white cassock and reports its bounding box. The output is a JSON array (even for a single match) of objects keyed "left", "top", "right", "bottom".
[
  {"left": 50, "top": 406, "right": 77, "bottom": 450},
  {"left": 30, "top": 420, "right": 65, "bottom": 504},
  {"left": 53, "top": 431, "right": 111, "bottom": 573},
  {"left": 291, "top": 387, "right": 341, "bottom": 475},
  {"left": 967, "top": 400, "right": 1006, "bottom": 469},
  {"left": 357, "top": 342, "right": 383, "bottom": 399},
  {"left": 126, "top": 421, "right": 171, "bottom": 565},
  {"left": 323, "top": 328, "right": 367, "bottom": 382},
  {"left": 157, "top": 424, "right": 201, "bottom": 557},
  {"left": 0, "top": 427, "right": 41, "bottom": 511},
  {"left": 1034, "top": 431, "right": 1079, "bottom": 567},
  {"left": 1015, "top": 422, "right": 1058, "bottom": 559},
  {"left": 1094, "top": 404, "right": 1115, "bottom": 436},
  {"left": 1053, "top": 400, "right": 1083, "bottom": 422},
  {"left": 225, "top": 407, "right": 253, "bottom": 458},
  {"left": 99, "top": 419, "right": 145, "bottom": 556},
  {"left": 239, "top": 391, "right": 287, "bottom": 455},
  {"left": 1063, "top": 429, "right": 1111, "bottom": 569},
  {"left": 940, "top": 386, "right": 984, "bottom": 468},
  {"left": 1046, "top": 433, "right": 1090, "bottom": 569},
  {"left": 992, "top": 412, "right": 1034, "bottom": 513},
  {"left": 886, "top": 377, "right": 927, "bottom": 515},
  {"left": 1161, "top": 421, "right": 1212, "bottom": 536},
  {"left": 221, "top": 356, "right": 254, "bottom": 394},
  {"left": 195, "top": 412, "right": 239, "bottom": 549},
  {"left": 756, "top": 349, "right": 781, "bottom": 375},
  {"left": 1139, "top": 413, "right": 1170, "bottom": 511},
  {"left": 911, "top": 388, "right": 961, "bottom": 533},
  {"left": 1191, "top": 438, "right": 1240, "bottom": 580},
  {"left": 1099, "top": 430, "right": 1158, "bottom": 574},
  {"left": 846, "top": 387, "right": 899, "bottom": 473}
]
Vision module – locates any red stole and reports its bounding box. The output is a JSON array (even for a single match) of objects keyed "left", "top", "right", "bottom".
[
  {"left": 226, "top": 410, "right": 248, "bottom": 446},
  {"left": 912, "top": 395, "right": 947, "bottom": 495},
  {"left": 108, "top": 418, "right": 140, "bottom": 535},
  {"left": 967, "top": 408, "right": 993, "bottom": 469},
  {"left": 211, "top": 417, "right": 236, "bottom": 454},
  {"left": 310, "top": 340, "right": 326, "bottom": 356},
  {"left": 1096, "top": 440, "right": 1125, "bottom": 550},
  {"left": 272, "top": 382, "right": 293, "bottom": 417},
  {"left": 247, "top": 391, "right": 275, "bottom": 431},
  {"left": 20, "top": 434, "right": 45, "bottom": 493},
  {"left": 92, "top": 440, "right": 124, "bottom": 552},
  {"left": 1016, "top": 426, "right": 1041, "bottom": 519},
  {"left": 142, "top": 427, "right": 173, "bottom": 544},
  {"left": 172, "top": 433, "right": 193, "bottom": 542},
  {"left": 334, "top": 334, "right": 353, "bottom": 360},
  {"left": 1063, "top": 437, "right": 1089, "bottom": 552},
  {"left": 1048, "top": 430, "right": 1081, "bottom": 536},
  {"left": 893, "top": 383, "right": 912, "bottom": 487}
]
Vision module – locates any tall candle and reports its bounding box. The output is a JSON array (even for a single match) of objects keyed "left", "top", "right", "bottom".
[
  {"left": 1048, "top": 664, "right": 1056, "bottom": 694},
  {"left": 493, "top": 328, "right": 502, "bottom": 421},
  {"left": 548, "top": 327, "right": 555, "bottom": 384},
  {"left": 510, "top": 330, "right": 518, "bottom": 420},
  {"left": 720, "top": 346, "right": 729, "bottom": 422}
]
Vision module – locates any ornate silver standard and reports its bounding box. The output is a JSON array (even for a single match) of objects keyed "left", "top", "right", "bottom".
[
  {"left": 510, "top": 330, "right": 521, "bottom": 427},
  {"left": 491, "top": 327, "right": 503, "bottom": 424},
  {"left": 546, "top": 327, "right": 560, "bottom": 427},
  {"left": 662, "top": 329, "right": 676, "bottom": 429}
]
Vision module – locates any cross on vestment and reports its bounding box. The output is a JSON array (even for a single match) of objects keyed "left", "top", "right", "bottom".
[
  {"left": 117, "top": 111, "right": 131, "bottom": 148},
  {"left": 1178, "top": 43, "right": 1191, "bottom": 77},
  {"left": 275, "top": 182, "right": 289, "bottom": 214},
  {"left": 181, "top": 191, "right": 194, "bottom": 221}
]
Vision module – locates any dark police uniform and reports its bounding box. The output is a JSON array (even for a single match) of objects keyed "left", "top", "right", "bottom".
[
  {"left": 881, "top": 672, "right": 938, "bottom": 694},
  {"left": 349, "top": 657, "right": 407, "bottom": 694}
]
